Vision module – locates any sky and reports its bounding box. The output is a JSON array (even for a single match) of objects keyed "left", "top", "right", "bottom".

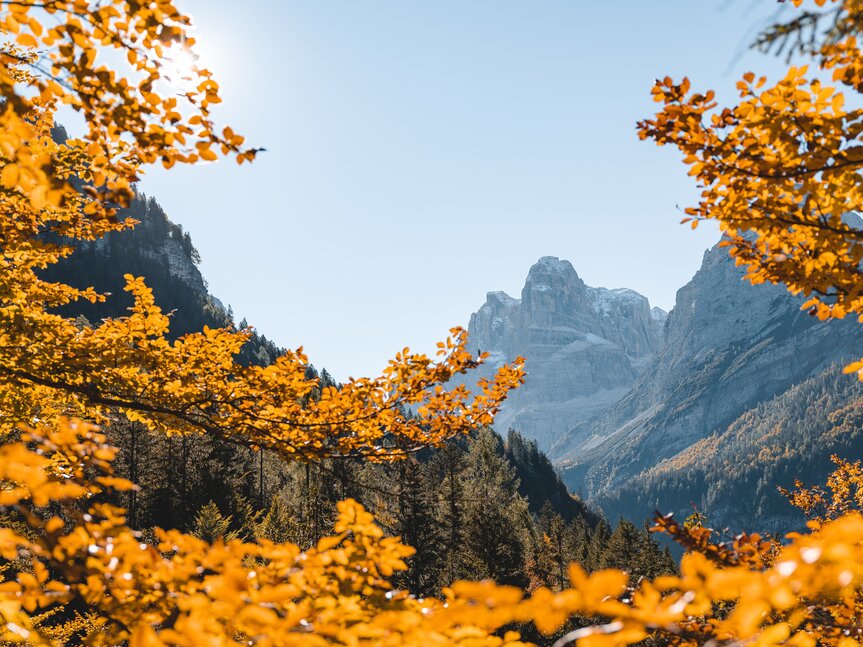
[{"left": 136, "top": 0, "right": 794, "bottom": 380}]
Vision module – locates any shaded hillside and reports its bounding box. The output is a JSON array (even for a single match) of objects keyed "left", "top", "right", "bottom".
[
  {"left": 41, "top": 191, "right": 281, "bottom": 366},
  {"left": 505, "top": 429, "right": 600, "bottom": 526},
  {"left": 598, "top": 364, "right": 863, "bottom": 532}
]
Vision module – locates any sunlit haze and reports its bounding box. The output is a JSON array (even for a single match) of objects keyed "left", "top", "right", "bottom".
[
  {"left": 161, "top": 44, "right": 199, "bottom": 88},
  {"left": 137, "top": 1, "right": 793, "bottom": 379}
]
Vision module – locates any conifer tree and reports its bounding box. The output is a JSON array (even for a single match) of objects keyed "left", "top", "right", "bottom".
[
  {"left": 255, "top": 493, "right": 296, "bottom": 543},
  {"left": 462, "top": 429, "right": 531, "bottom": 587},
  {"left": 228, "top": 495, "right": 264, "bottom": 542},
  {"left": 534, "top": 502, "right": 572, "bottom": 590},
  {"left": 393, "top": 458, "right": 442, "bottom": 596},
  {"left": 428, "top": 441, "right": 470, "bottom": 588},
  {"left": 585, "top": 520, "right": 612, "bottom": 572},
  {"left": 105, "top": 419, "right": 156, "bottom": 529},
  {"left": 192, "top": 502, "right": 236, "bottom": 543},
  {"left": 601, "top": 519, "right": 646, "bottom": 578}
]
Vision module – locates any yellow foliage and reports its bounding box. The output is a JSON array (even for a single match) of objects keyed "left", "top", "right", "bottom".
[
  {"left": 3, "top": 1, "right": 863, "bottom": 645},
  {"left": 781, "top": 455, "right": 863, "bottom": 523},
  {"left": 1, "top": 419, "right": 863, "bottom": 645},
  {"left": 0, "top": 0, "right": 525, "bottom": 459},
  {"left": 638, "top": 0, "right": 863, "bottom": 379}
]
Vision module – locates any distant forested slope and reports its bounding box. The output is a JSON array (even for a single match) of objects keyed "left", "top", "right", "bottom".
[{"left": 597, "top": 364, "right": 863, "bottom": 532}]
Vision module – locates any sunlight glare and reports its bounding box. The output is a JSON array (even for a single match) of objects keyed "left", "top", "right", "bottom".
[{"left": 162, "top": 44, "right": 199, "bottom": 89}]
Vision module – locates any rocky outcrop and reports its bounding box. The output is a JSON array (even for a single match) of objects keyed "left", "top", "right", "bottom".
[
  {"left": 82, "top": 197, "right": 207, "bottom": 295},
  {"left": 552, "top": 243, "right": 863, "bottom": 521},
  {"left": 464, "top": 257, "right": 661, "bottom": 450}
]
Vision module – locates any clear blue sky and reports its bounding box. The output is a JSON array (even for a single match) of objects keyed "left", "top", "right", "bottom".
[{"left": 138, "top": 0, "right": 792, "bottom": 379}]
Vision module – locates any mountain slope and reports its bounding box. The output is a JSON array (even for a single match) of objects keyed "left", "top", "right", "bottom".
[
  {"left": 42, "top": 191, "right": 282, "bottom": 365},
  {"left": 598, "top": 364, "right": 863, "bottom": 532},
  {"left": 553, "top": 243, "right": 863, "bottom": 526}
]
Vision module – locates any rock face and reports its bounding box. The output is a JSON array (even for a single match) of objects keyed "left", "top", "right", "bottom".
[
  {"left": 85, "top": 196, "right": 208, "bottom": 295},
  {"left": 464, "top": 257, "right": 662, "bottom": 450},
  {"left": 552, "top": 243, "right": 863, "bottom": 521}
]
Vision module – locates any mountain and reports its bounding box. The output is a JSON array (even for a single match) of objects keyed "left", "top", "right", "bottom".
[
  {"left": 42, "top": 191, "right": 282, "bottom": 366},
  {"left": 464, "top": 256, "right": 664, "bottom": 450},
  {"left": 551, "top": 243, "right": 863, "bottom": 529}
]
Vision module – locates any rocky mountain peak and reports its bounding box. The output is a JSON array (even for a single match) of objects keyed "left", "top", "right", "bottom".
[
  {"left": 525, "top": 256, "right": 582, "bottom": 283},
  {"left": 521, "top": 256, "right": 585, "bottom": 300},
  {"left": 520, "top": 256, "right": 593, "bottom": 333},
  {"left": 650, "top": 307, "right": 668, "bottom": 323},
  {"left": 462, "top": 256, "right": 661, "bottom": 450}
]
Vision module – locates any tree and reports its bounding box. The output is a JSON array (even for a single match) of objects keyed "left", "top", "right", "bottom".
[
  {"left": 532, "top": 501, "right": 572, "bottom": 590},
  {"left": 0, "top": 1, "right": 527, "bottom": 642},
  {"left": 428, "top": 439, "right": 472, "bottom": 588},
  {"left": 255, "top": 493, "right": 295, "bottom": 543},
  {"left": 0, "top": 0, "right": 525, "bottom": 458},
  {"left": 191, "top": 502, "right": 236, "bottom": 543},
  {"left": 391, "top": 458, "right": 441, "bottom": 596},
  {"left": 637, "top": 0, "right": 863, "bottom": 379},
  {"left": 462, "top": 428, "right": 531, "bottom": 588},
  {"left": 781, "top": 454, "right": 863, "bottom": 522},
  {"left": 599, "top": 520, "right": 640, "bottom": 574}
]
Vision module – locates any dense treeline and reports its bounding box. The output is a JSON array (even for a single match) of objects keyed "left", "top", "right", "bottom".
[
  {"left": 601, "top": 364, "right": 863, "bottom": 533},
  {"left": 102, "top": 419, "right": 676, "bottom": 599}
]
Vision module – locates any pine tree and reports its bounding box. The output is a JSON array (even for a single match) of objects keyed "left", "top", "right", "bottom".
[
  {"left": 589, "top": 515, "right": 678, "bottom": 584},
  {"left": 256, "top": 493, "right": 296, "bottom": 543},
  {"left": 393, "top": 458, "right": 441, "bottom": 596},
  {"left": 585, "top": 520, "right": 612, "bottom": 572},
  {"left": 229, "top": 494, "right": 264, "bottom": 542},
  {"left": 462, "top": 428, "right": 531, "bottom": 587},
  {"left": 105, "top": 419, "right": 156, "bottom": 529},
  {"left": 534, "top": 502, "right": 571, "bottom": 590},
  {"left": 192, "top": 502, "right": 237, "bottom": 543},
  {"left": 428, "top": 441, "right": 470, "bottom": 588}
]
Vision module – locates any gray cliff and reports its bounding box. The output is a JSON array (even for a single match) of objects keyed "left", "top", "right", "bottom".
[{"left": 465, "top": 257, "right": 663, "bottom": 450}]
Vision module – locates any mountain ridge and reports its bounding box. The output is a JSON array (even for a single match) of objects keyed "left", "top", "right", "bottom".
[
  {"left": 461, "top": 242, "right": 863, "bottom": 531},
  {"left": 551, "top": 242, "right": 863, "bottom": 528}
]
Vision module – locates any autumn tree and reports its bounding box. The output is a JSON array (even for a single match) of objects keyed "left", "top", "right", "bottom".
[
  {"left": 781, "top": 454, "right": 863, "bottom": 522},
  {"left": 0, "top": 0, "right": 527, "bottom": 642},
  {"left": 637, "top": 0, "right": 863, "bottom": 379},
  {"left": 0, "top": 0, "right": 525, "bottom": 458}
]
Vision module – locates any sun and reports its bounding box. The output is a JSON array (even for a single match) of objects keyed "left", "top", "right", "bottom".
[{"left": 161, "top": 44, "right": 199, "bottom": 88}]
